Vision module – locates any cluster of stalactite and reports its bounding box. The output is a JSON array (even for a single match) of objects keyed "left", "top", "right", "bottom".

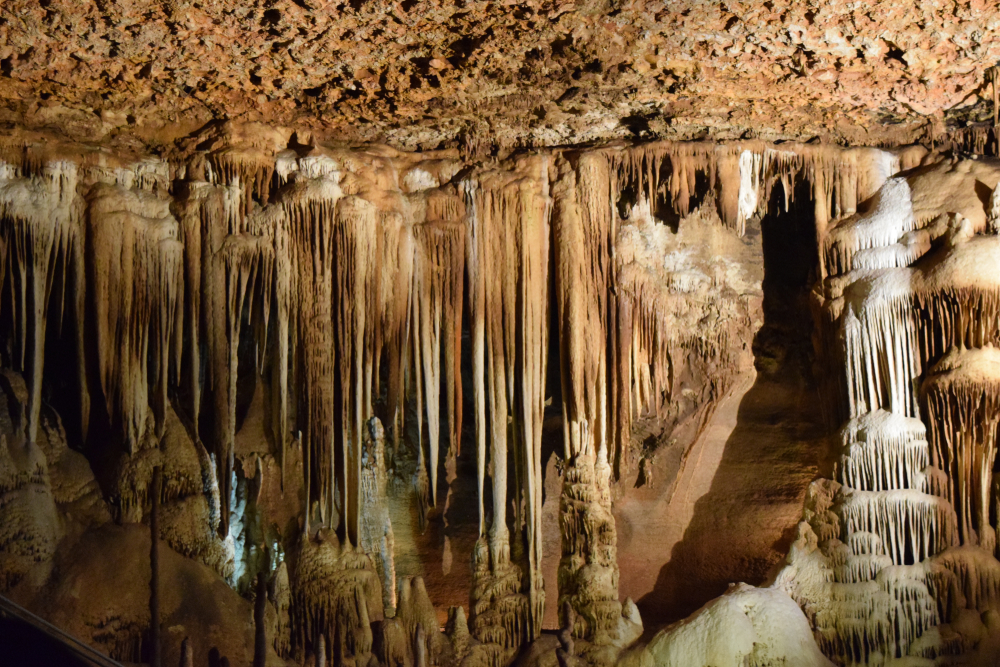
[
  {"left": 777, "top": 150, "right": 1000, "bottom": 665},
  {"left": 0, "top": 128, "right": 966, "bottom": 666},
  {"left": 462, "top": 156, "right": 551, "bottom": 656},
  {"left": 922, "top": 346, "right": 1000, "bottom": 553}
]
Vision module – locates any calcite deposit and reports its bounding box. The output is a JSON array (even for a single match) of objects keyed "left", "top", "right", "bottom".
[{"left": 5, "top": 2, "right": 1000, "bottom": 666}]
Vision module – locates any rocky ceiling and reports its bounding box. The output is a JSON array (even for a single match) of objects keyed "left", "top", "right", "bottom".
[{"left": 2, "top": 0, "right": 999, "bottom": 156}]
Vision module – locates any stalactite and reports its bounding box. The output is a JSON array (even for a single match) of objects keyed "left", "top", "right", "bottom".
[
  {"left": 835, "top": 410, "right": 930, "bottom": 493},
  {"left": 274, "top": 147, "right": 459, "bottom": 548},
  {"left": 823, "top": 177, "right": 918, "bottom": 275},
  {"left": 831, "top": 235, "right": 1000, "bottom": 422},
  {"left": 552, "top": 152, "right": 612, "bottom": 466},
  {"left": 8, "top": 135, "right": 996, "bottom": 667},
  {"left": 463, "top": 178, "right": 488, "bottom": 538},
  {"left": 208, "top": 148, "right": 277, "bottom": 219},
  {"left": 922, "top": 345, "right": 1000, "bottom": 552},
  {"left": 86, "top": 182, "right": 183, "bottom": 450},
  {"left": 464, "top": 153, "right": 551, "bottom": 652},
  {"left": 782, "top": 155, "right": 1000, "bottom": 666},
  {"left": 782, "top": 507, "right": 945, "bottom": 662},
  {"left": 332, "top": 194, "right": 378, "bottom": 546},
  {"left": 0, "top": 160, "right": 84, "bottom": 444},
  {"left": 176, "top": 174, "right": 275, "bottom": 534},
  {"left": 281, "top": 172, "right": 342, "bottom": 535},
  {"left": 411, "top": 219, "right": 465, "bottom": 510},
  {"left": 838, "top": 488, "right": 958, "bottom": 565}
]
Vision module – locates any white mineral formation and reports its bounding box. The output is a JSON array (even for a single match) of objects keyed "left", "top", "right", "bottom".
[
  {"left": 775, "top": 153, "right": 1000, "bottom": 667},
  {"left": 642, "top": 584, "right": 833, "bottom": 667}
]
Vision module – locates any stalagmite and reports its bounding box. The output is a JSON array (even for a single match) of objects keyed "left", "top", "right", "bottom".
[
  {"left": 777, "top": 153, "right": 1000, "bottom": 667},
  {"left": 558, "top": 444, "right": 625, "bottom": 645},
  {"left": 315, "top": 633, "right": 325, "bottom": 667},
  {"left": 414, "top": 624, "right": 427, "bottom": 667},
  {"left": 271, "top": 561, "right": 292, "bottom": 657},
  {"left": 381, "top": 575, "right": 443, "bottom": 667},
  {"left": 9, "top": 125, "right": 1000, "bottom": 667},
  {"left": 290, "top": 529, "right": 382, "bottom": 664},
  {"left": 446, "top": 606, "right": 471, "bottom": 663},
  {"left": 180, "top": 638, "right": 194, "bottom": 667},
  {"left": 254, "top": 571, "right": 268, "bottom": 667},
  {"left": 359, "top": 417, "right": 396, "bottom": 613}
]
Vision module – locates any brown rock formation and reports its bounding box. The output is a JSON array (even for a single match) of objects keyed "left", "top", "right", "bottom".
[
  {"left": 4, "top": 1, "right": 1000, "bottom": 152},
  {"left": 7, "top": 94, "right": 1000, "bottom": 667}
]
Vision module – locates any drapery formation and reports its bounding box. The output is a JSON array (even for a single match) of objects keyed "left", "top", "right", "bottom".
[{"left": 0, "top": 129, "right": 961, "bottom": 664}]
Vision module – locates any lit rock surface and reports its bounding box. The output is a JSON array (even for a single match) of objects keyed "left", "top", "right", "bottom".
[{"left": 3, "top": 1, "right": 1000, "bottom": 150}]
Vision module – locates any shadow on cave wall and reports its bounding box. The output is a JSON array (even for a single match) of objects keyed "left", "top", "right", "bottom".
[{"left": 634, "top": 180, "right": 834, "bottom": 633}]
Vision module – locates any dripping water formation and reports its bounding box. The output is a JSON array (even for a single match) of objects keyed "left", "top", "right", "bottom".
[{"left": 6, "top": 25, "right": 1000, "bottom": 665}]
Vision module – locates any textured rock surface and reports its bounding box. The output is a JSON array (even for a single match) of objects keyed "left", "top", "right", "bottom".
[{"left": 3, "top": 1, "right": 1000, "bottom": 152}]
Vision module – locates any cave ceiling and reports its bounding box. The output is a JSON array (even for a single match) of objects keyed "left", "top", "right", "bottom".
[{"left": 1, "top": 0, "right": 999, "bottom": 155}]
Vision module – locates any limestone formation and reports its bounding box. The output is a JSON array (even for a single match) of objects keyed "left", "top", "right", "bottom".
[
  {"left": 6, "top": 0, "right": 1000, "bottom": 152},
  {"left": 7, "top": 106, "right": 1000, "bottom": 667},
  {"left": 360, "top": 417, "right": 396, "bottom": 614},
  {"left": 771, "top": 152, "right": 1000, "bottom": 667}
]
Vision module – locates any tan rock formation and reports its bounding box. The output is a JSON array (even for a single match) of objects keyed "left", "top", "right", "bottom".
[
  {"left": 9, "top": 110, "right": 1000, "bottom": 667},
  {"left": 4, "top": 1, "right": 1000, "bottom": 151}
]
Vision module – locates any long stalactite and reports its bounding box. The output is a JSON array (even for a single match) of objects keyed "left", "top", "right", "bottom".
[{"left": 12, "top": 124, "right": 1000, "bottom": 666}]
